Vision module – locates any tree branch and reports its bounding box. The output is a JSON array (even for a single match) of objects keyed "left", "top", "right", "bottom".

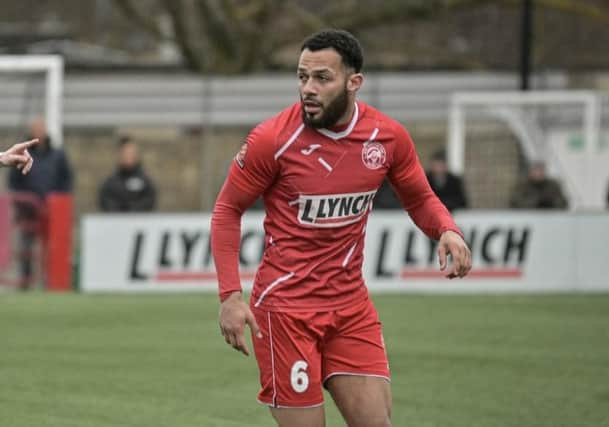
[
  {"left": 162, "top": 0, "right": 206, "bottom": 72},
  {"left": 491, "top": 0, "right": 609, "bottom": 24},
  {"left": 196, "top": 0, "right": 239, "bottom": 64},
  {"left": 113, "top": 0, "right": 166, "bottom": 40},
  {"left": 535, "top": 0, "right": 609, "bottom": 24},
  {"left": 234, "top": 0, "right": 281, "bottom": 71}
]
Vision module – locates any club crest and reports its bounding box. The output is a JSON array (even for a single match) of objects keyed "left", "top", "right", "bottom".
[
  {"left": 361, "top": 142, "right": 386, "bottom": 170},
  {"left": 235, "top": 142, "right": 248, "bottom": 169}
]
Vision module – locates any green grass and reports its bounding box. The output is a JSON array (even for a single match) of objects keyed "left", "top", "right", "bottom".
[{"left": 1, "top": 293, "right": 608, "bottom": 427}]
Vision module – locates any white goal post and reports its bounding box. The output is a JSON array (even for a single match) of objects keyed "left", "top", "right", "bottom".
[
  {"left": 448, "top": 91, "right": 607, "bottom": 210},
  {"left": 0, "top": 55, "right": 64, "bottom": 146}
]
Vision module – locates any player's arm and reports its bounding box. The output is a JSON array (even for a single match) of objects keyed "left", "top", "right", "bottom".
[
  {"left": 211, "top": 122, "right": 277, "bottom": 355},
  {"left": 387, "top": 124, "right": 471, "bottom": 278},
  {"left": 0, "top": 139, "right": 38, "bottom": 174}
]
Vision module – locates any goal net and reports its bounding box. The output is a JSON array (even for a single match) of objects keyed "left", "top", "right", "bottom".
[
  {"left": 447, "top": 91, "right": 608, "bottom": 210},
  {"left": 0, "top": 55, "right": 63, "bottom": 146},
  {"left": 0, "top": 55, "right": 64, "bottom": 290}
]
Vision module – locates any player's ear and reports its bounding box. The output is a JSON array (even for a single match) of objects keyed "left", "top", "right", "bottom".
[{"left": 346, "top": 73, "right": 363, "bottom": 93}]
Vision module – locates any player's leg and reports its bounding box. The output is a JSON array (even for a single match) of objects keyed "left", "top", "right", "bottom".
[
  {"left": 322, "top": 297, "right": 392, "bottom": 427},
  {"left": 270, "top": 406, "right": 325, "bottom": 427},
  {"left": 251, "top": 307, "right": 330, "bottom": 427},
  {"left": 326, "top": 375, "right": 391, "bottom": 427}
]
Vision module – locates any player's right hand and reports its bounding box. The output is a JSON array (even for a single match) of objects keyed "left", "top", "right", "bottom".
[{"left": 219, "top": 291, "right": 262, "bottom": 356}]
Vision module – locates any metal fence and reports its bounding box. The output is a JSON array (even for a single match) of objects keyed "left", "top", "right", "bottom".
[{"left": 0, "top": 71, "right": 569, "bottom": 129}]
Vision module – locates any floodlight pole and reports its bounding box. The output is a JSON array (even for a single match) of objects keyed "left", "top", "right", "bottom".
[
  {"left": 447, "top": 99, "right": 465, "bottom": 176},
  {"left": 520, "top": 0, "right": 533, "bottom": 90},
  {"left": 45, "top": 57, "right": 64, "bottom": 147}
]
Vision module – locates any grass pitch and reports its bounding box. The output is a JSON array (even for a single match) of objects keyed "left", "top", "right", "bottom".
[{"left": 1, "top": 293, "right": 608, "bottom": 427}]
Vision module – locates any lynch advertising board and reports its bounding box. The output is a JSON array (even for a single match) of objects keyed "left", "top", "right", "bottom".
[{"left": 80, "top": 212, "right": 609, "bottom": 293}]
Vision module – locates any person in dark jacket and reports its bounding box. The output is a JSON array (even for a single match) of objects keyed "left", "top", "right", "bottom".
[
  {"left": 373, "top": 179, "right": 402, "bottom": 209},
  {"left": 509, "top": 162, "right": 568, "bottom": 209},
  {"left": 8, "top": 118, "right": 73, "bottom": 290},
  {"left": 425, "top": 149, "right": 468, "bottom": 212},
  {"left": 9, "top": 119, "right": 73, "bottom": 197},
  {"left": 98, "top": 136, "right": 157, "bottom": 212}
]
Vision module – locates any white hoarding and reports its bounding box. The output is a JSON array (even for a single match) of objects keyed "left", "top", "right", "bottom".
[{"left": 81, "top": 212, "right": 609, "bottom": 293}]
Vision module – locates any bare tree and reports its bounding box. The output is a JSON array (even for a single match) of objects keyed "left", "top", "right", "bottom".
[
  {"left": 113, "top": 0, "right": 609, "bottom": 73},
  {"left": 111, "top": 0, "right": 484, "bottom": 73}
]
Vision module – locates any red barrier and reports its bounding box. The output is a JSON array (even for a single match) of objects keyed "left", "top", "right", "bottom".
[
  {"left": 0, "top": 195, "right": 10, "bottom": 270},
  {"left": 45, "top": 194, "right": 73, "bottom": 292},
  {"left": 0, "top": 192, "right": 45, "bottom": 288}
]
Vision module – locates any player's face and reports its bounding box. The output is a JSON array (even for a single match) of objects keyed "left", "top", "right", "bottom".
[{"left": 298, "top": 48, "right": 361, "bottom": 129}]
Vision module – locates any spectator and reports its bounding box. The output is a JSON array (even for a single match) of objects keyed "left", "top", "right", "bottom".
[
  {"left": 98, "top": 136, "right": 157, "bottom": 212},
  {"left": 8, "top": 118, "right": 73, "bottom": 290},
  {"left": 606, "top": 180, "right": 609, "bottom": 209},
  {"left": 425, "top": 149, "right": 468, "bottom": 211},
  {"left": 373, "top": 179, "right": 402, "bottom": 209},
  {"left": 509, "top": 161, "right": 568, "bottom": 209}
]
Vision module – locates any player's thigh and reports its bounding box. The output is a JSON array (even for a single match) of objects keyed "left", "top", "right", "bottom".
[
  {"left": 251, "top": 307, "right": 326, "bottom": 408},
  {"left": 322, "top": 298, "right": 392, "bottom": 426},
  {"left": 270, "top": 406, "right": 325, "bottom": 427},
  {"left": 326, "top": 375, "right": 392, "bottom": 427}
]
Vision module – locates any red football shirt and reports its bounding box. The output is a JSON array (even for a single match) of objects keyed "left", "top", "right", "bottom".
[{"left": 212, "top": 100, "right": 461, "bottom": 311}]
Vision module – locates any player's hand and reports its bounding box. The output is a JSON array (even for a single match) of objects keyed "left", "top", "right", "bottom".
[
  {"left": 219, "top": 291, "right": 262, "bottom": 356},
  {"left": 0, "top": 138, "right": 38, "bottom": 174},
  {"left": 438, "top": 230, "right": 472, "bottom": 279}
]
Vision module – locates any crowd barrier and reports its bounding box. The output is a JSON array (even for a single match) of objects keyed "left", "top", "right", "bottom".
[
  {"left": 0, "top": 192, "right": 72, "bottom": 291},
  {"left": 80, "top": 211, "right": 609, "bottom": 293}
]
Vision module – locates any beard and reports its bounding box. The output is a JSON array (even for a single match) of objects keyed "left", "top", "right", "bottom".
[{"left": 301, "top": 86, "right": 350, "bottom": 129}]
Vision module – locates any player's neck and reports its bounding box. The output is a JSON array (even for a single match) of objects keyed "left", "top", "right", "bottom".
[{"left": 328, "top": 101, "right": 356, "bottom": 132}]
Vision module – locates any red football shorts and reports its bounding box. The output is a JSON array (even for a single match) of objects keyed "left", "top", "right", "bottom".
[{"left": 251, "top": 297, "right": 390, "bottom": 408}]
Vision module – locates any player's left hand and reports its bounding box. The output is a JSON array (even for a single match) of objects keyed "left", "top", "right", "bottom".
[
  {"left": 0, "top": 138, "right": 38, "bottom": 174},
  {"left": 438, "top": 230, "right": 472, "bottom": 279}
]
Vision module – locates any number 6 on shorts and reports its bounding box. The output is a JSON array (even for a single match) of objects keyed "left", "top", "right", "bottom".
[{"left": 290, "top": 360, "right": 309, "bottom": 393}]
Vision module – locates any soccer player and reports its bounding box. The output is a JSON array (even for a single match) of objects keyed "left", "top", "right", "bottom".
[
  {"left": 211, "top": 29, "right": 472, "bottom": 427},
  {"left": 0, "top": 138, "right": 38, "bottom": 173}
]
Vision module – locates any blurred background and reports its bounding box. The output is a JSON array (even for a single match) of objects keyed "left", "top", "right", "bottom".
[
  {"left": 0, "top": 0, "right": 608, "bottom": 291},
  {"left": 0, "top": 0, "right": 607, "bottom": 213},
  {"left": 1, "top": 3, "right": 609, "bottom": 426}
]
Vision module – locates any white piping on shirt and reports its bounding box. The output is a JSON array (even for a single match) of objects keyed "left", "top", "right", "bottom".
[
  {"left": 274, "top": 124, "right": 305, "bottom": 160},
  {"left": 316, "top": 102, "right": 359, "bottom": 140},
  {"left": 254, "top": 271, "right": 295, "bottom": 307},
  {"left": 366, "top": 127, "right": 379, "bottom": 143},
  {"left": 317, "top": 157, "right": 333, "bottom": 172},
  {"left": 341, "top": 242, "right": 357, "bottom": 268},
  {"left": 342, "top": 225, "right": 366, "bottom": 268}
]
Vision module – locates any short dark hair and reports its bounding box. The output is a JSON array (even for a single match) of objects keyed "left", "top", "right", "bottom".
[
  {"left": 117, "top": 135, "right": 133, "bottom": 148},
  {"left": 301, "top": 29, "right": 364, "bottom": 73},
  {"left": 528, "top": 161, "right": 546, "bottom": 170},
  {"left": 431, "top": 149, "right": 446, "bottom": 162}
]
